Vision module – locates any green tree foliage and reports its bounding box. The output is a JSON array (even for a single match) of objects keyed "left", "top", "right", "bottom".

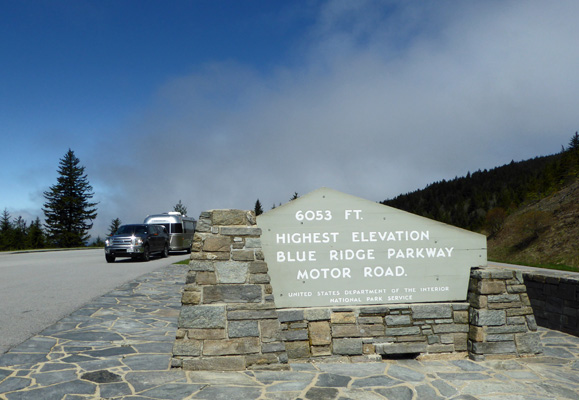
[
  {"left": 519, "top": 210, "right": 552, "bottom": 239},
  {"left": 26, "top": 217, "right": 46, "bottom": 249},
  {"left": 290, "top": 192, "right": 299, "bottom": 201},
  {"left": 563, "top": 131, "right": 579, "bottom": 178},
  {"left": 254, "top": 199, "right": 263, "bottom": 216},
  {"left": 42, "top": 149, "right": 98, "bottom": 247},
  {"left": 91, "top": 236, "right": 105, "bottom": 247},
  {"left": 0, "top": 209, "right": 13, "bottom": 250},
  {"left": 12, "top": 216, "right": 27, "bottom": 249},
  {"left": 569, "top": 132, "right": 579, "bottom": 152},
  {"left": 173, "top": 200, "right": 187, "bottom": 215},
  {"left": 485, "top": 207, "right": 507, "bottom": 238},
  {"left": 0, "top": 211, "right": 46, "bottom": 251},
  {"left": 108, "top": 218, "right": 122, "bottom": 236},
  {"left": 383, "top": 132, "right": 579, "bottom": 232}
]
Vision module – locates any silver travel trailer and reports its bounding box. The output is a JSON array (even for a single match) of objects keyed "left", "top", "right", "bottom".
[{"left": 144, "top": 212, "right": 196, "bottom": 252}]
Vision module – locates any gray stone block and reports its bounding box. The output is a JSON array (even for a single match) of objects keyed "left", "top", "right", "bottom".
[
  {"left": 432, "top": 324, "right": 468, "bottom": 334},
  {"left": 248, "top": 261, "right": 269, "bottom": 274},
  {"left": 488, "top": 294, "right": 520, "bottom": 303},
  {"left": 304, "top": 308, "right": 331, "bottom": 321},
  {"left": 231, "top": 250, "right": 255, "bottom": 261},
  {"left": 507, "top": 316, "right": 526, "bottom": 325},
  {"left": 261, "top": 342, "right": 287, "bottom": 353},
  {"left": 333, "top": 338, "right": 363, "bottom": 355},
  {"left": 285, "top": 341, "right": 311, "bottom": 358},
  {"left": 470, "top": 341, "right": 516, "bottom": 355},
  {"left": 172, "top": 340, "right": 202, "bottom": 356},
  {"left": 375, "top": 342, "right": 427, "bottom": 355},
  {"left": 359, "top": 306, "right": 390, "bottom": 315},
  {"left": 211, "top": 210, "right": 250, "bottom": 226},
  {"left": 486, "top": 324, "right": 528, "bottom": 334},
  {"left": 385, "top": 315, "right": 411, "bottom": 326},
  {"left": 470, "top": 268, "right": 492, "bottom": 279},
  {"left": 385, "top": 326, "right": 421, "bottom": 336},
  {"left": 195, "top": 218, "right": 212, "bottom": 233},
  {"left": 277, "top": 309, "right": 304, "bottom": 323},
  {"left": 426, "top": 344, "right": 455, "bottom": 353},
  {"left": 507, "top": 284, "right": 527, "bottom": 294},
  {"left": 283, "top": 330, "right": 309, "bottom": 341},
  {"left": 526, "top": 314, "right": 538, "bottom": 331},
  {"left": 515, "top": 332, "right": 542, "bottom": 354},
  {"left": 189, "top": 260, "right": 215, "bottom": 272},
  {"left": 411, "top": 304, "right": 452, "bottom": 319},
  {"left": 469, "top": 309, "right": 506, "bottom": 326},
  {"left": 228, "top": 320, "right": 259, "bottom": 337},
  {"left": 203, "top": 285, "right": 262, "bottom": 303},
  {"left": 486, "top": 333, "right": 514, "bottom": 342},
  {"left": 183, "top": 356, "right": 246, "bottom": 371},
  {"left": 489, "top": 269, "right": 516, "bottom": 279},
  {"left": 220, "top": 227, "right": 262, "bottom": 236},
  {"left": 245, "top": 238, "right": 262, "bottom": 248},
  {"left": 203, "top": 337, "right": 260, "bottom": 356},
  {"left": 179, "top": 305, "right": 226, "bottom": 329},
  {"left": 227, "top": 309, "right": 278, "bottom": 320},
  {"left": 215, "top": 261, "right": 248, "bottom": 283}
]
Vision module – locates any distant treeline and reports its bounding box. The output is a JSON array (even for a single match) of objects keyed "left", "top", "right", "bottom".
[
  {"left": 0, "top": 209, "right": 105, "bottom": 251},
  {"left": 382, "top": 132, "right": 579, "bottom": 233},
  {"left": 0, "top": 211, "right": 46, "bottom": 251}
]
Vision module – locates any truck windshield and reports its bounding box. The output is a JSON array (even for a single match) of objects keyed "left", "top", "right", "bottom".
[{"left": 115, "top": 225, "right": 147, "bottom": 235}]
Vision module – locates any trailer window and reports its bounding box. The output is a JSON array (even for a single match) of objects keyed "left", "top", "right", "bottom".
[
  {"left": 184, "top": 221, "right": 195, "bottom": 233},
  {"left": 171, "top": 223, "right": 183, "bottom": 233}
]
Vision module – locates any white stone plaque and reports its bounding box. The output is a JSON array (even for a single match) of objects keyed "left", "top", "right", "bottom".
[{"left": 257, "top": 188, "right": 487, "bottom": 308}]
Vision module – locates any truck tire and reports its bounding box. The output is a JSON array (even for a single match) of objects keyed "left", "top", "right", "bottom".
[{"left": 141, "top": 245, "right": 150, "bottom": 261}]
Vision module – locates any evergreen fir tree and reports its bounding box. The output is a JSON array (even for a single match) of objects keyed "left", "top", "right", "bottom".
[
  {"left": 254, "top": 199, "right": 263, "bottom": 216},
  {"left": 26, "top": 217, "right": 46, "bottom": 249},
  {"left": 91, "top": 236, "right": 105, "bottom": 247},
  {"left": 12, "top": 216, "right": 27, "bottom": 250},
  {"left": 42, "top": 149, "right": 98, "bottom": 247},
  {"left": 0, "top": 209, "right": 13, "bottom": 250},
  {"left": 173, "top": 200, "right": 187, "bottom": 215},
  {"left": 108, "top": 218, "right": 122, "bottom": 236},
  {"left": 568, "top": 131, "right": 579, "bottom": 152}
]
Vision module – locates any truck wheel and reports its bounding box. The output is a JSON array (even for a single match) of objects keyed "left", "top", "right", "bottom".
[
  {"left": 162, "top": 244, "right": 169, "bottom": 258},
  {"left": 105, "top": 254, "right": 115, "bottom": 263},
  {"left": 142, "top": 245, "right": 150, "bottom": 261}
]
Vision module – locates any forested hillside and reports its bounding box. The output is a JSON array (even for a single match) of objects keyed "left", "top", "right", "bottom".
[
  {"left": 383, "top": 132, "right": 579, "bottom": 269},
  {"left": 488, "top": 178, "right": 579, "bottom": 269}
]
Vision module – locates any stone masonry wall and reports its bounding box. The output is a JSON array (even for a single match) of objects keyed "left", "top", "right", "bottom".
[
  {"left": 276, "top": 303, "right": 469, "bottom": 361},
  {"left": 173, "top": 209, "right": 544, "bottom": 370},
  {"left": 522, "top": 271, "right": 579, "bottom": 337},
  {"left": 468, "top": 268, "right": 542, "bottom": 361},
  {"left": 171, "top": 209, "right": 289, "bottom": 371}
]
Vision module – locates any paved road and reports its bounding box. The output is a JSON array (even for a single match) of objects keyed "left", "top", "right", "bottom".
[{"left": 0, "top": 249, "right": 189, "bottom": 355}]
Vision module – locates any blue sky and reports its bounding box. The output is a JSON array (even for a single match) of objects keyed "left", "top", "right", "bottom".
[{"left": 2, "top": 0, "right": 579, "bottom": 240}]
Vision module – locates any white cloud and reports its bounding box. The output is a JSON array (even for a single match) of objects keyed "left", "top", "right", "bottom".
[{"left": 89, "top": 0, "right": 579, "bottom": 238}]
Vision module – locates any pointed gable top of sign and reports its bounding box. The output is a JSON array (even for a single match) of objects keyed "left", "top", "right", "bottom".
[{"left": 258, "top": 187, "right": 487, "bottom": 308}]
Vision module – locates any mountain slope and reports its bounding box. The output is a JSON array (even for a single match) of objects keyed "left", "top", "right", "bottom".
[
  {"left": 382, "top": 133, "right": 579, "bottom": 270},
  {"left": 487, "top": 178, "right": 579, "bottom": 269}
]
